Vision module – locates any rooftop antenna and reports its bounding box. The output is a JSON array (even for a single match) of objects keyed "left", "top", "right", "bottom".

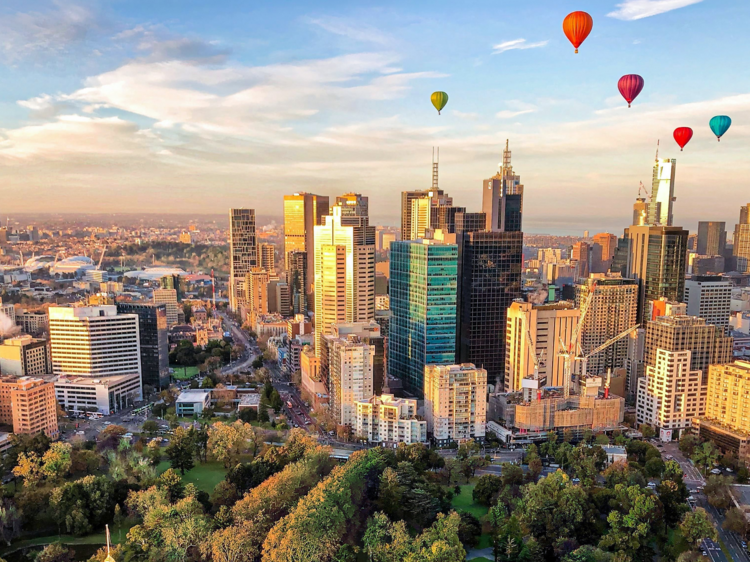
[
  {"left": 431, "top": 147, "right": 439, "bottom": 189},
  {"left": 502, "top": 139, "right": 511, "bottom": 172},
  {"left": 655, "top": 139, "right": 660, "bottom": 162}
]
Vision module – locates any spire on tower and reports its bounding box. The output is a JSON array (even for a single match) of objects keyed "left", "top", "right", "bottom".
[
  {"left": 502, "top": 139, "right": 512, "bottom": 173},
  {"left": 432, "top": 147, "right": 439, "bottom": 189}
]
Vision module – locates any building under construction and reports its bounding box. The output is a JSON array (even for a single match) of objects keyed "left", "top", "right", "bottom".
[{"left": 488, "top": 379, "right": 625, "bottom": 444}]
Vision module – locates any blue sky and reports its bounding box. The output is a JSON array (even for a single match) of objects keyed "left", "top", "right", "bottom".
[{"left": 0, "top": 0, "right": 749, "bottom": 234}]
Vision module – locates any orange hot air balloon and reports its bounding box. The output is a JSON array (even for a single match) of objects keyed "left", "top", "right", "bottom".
[{"left": 563, "top": 11, "right": 593, "bottom": 54}]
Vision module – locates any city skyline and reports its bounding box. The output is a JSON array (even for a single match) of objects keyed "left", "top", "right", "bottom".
[{"left": 1, "top": 1, "right": 749, "bottom": 234}]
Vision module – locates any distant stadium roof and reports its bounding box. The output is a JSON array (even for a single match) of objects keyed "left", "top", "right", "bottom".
[
  {"left": 123, "top": 267, "right": 187, "bottom": 281},
  {"left": 51, "top": 256, "right": 95, "bottom": 275}
]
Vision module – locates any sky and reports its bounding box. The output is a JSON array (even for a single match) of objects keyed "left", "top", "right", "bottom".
[{"left": 0, "top": 0, "right": 749, "bottom": 234}]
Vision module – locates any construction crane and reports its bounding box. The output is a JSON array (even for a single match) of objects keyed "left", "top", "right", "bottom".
[
  {"left": 523, "top": 317, "right": 546, "bottom": 401},
  {"left": 578, "top": 324, "right": 641, "bottom": 380},
  {"left": 638, "top": 181, "right": 650, "bottom": 200},
  {"left": 98, "top": 246, "right": 107, "bottom": 270},
  {"left": 558, "top": 280, "right": 598, "bottom": 398}
]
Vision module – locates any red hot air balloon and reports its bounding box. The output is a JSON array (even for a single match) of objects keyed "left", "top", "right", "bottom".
[
  {"left": 673, "top": 127, "right": 693, "bottom": 151},
  {"left": 618, "top": 74, "right": 644, "bottom": 108},
  {"left": 563, "top": 11, "right": 593, "bottom": 54}
]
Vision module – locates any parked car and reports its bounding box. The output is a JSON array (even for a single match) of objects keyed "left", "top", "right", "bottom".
[{"left": 710, "top": 468, "right": 722, "bottom": 475}]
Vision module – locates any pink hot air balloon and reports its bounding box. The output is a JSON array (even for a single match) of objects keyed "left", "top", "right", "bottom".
[{"left": 618, "top": 74, "right": 645, "bottom": 108}]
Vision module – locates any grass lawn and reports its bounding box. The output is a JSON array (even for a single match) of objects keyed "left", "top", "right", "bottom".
[
  {"left": 157, "top": 460, "right": 228, "bottom": 493},
  {"left": 171, "top": 365, "right": 200, "bottom": 380},
  {"left": 469, "top": 558, "right": 493, "bottom": 562},
  {"left": 476, "top": 533, "right": 492, "bottom": 549},
  {"left": 451, "top": 483, "right": 489, "bottom": 519},
  {"left": 0, "top": 520, "right": 132, "bottom": 557}
]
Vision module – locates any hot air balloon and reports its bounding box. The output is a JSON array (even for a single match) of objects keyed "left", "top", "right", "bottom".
[
  {"left": 618, "top": 74, "right": 644, "bottom": 108},
  {"left": 673, "top": 127, "right": 693, "bottom": 151},
  {"left": 563, "top": 11, "right": 593, "bottom": 54},
  {"left": 709, "top": 115, "right": 732, "bottom": 141},
  {"left": 431, "top": 91, "right": 449, "bottom": 115}
]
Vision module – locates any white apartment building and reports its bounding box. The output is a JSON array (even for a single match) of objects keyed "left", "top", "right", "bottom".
[
  {"left": 424, "top": 363, "right": 487, "bottom": 445},
  {"left": 684, "top": 276, "right": 732, "bottom": 329},
  {"left": 327, "top": 334, "right": 374, "bottom": 426},
  {"left": 355, "top": 394, "right": 426, "bottom": 445},
  {"left": 636, "top": 349, "right": 701, "bottom": 439}
]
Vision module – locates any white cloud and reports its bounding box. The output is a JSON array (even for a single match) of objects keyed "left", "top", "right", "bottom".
[
  {"left": 496, "top": 100, "right": 538, "bottom": 119},
  {"left": 306, "top": 16, "right": 393, "bottom": 46},
  {"left": 452, "top": 110, "right": 479, "bottom": 120},
  {"left": 496, "top": 109, "right": 535, "bottom": 119},
  {"left": 607, "top": 0, "right": 703, "bottom": 21},
  {"left": 492, "top": 39, "right": 548, "bottom": 55}
]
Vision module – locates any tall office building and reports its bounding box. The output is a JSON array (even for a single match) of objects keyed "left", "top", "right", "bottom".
[
  {"left": 481, "top": 140, "right": 523, "bottom": 233},
  {"left": 283, "top": 193, "right": 329, "bottom": 301},
  {"left": 684, "top": 276, "right": 732, "bottom": 329},
  {"left": 258, "top": 243, "right": 275, "bottom": 272},
  {"left": 287, "top": 250, "right": 308, "bottom": 315},
  {"left": 624, "top": 224, "right": 689, "bottom": 323},
  {"left": 647, "top": 158, "right": 676, "bottom": 226},
  {"left": 325, "top": 321, "right": 384, "bottom": 396},
  {"left": 116, "top": 303, "right": 169, "bottom": 390},
  {"left": 505, "top": 301, "right": 579, "bottom": 392},
  {"left": 643, "top": 313, "right": 733, "bottom": 416},
  {"left": 697, "top": 222, "right": 727, "bottom": 257},
  {"left": 326, "top": 333, "right": 374, "bottom": 426},
  {"left": 457, "top": 230, "right": 523, "bottom": 388},
  {"left": 574, "top": 274, "right": 639, "bottom": 377},
  {"left": 424, "top": 363, "right": 487, "bottom": 445},
  {"left": 455, "top": 212, "right": 487, "bottom": 235},
  {"left": 389, "top": 239, "right": 458, "bottom": 395},
  {"left": 335, "top": 193, "right": 369, "bottom": 219},
  {"left": 245, "top": 269, "right": 270, "bottom": 326},
  {"left": 734, "top": 203, "right": 750, "bottom": 273},
  {"left": 153, "top": 288, "right": 180, "bottom": 327},
  {"left": 592, "top": 233, "right": 617, "bottom": 273},
  {"left": 229, "top": 208, "right": 257, "bottom": 312},
  {"left": 571, "top": 242, "right": 590, "bottom": 280},
  {"left": 313, "top": 206, "right": 375, "bottom": 354}
]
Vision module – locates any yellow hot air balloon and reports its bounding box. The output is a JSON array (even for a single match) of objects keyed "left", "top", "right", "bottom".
[{"left": 431, "top": 91, "right": 449, "bottom": 115}]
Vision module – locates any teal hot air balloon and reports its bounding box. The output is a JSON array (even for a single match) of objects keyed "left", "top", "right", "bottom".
[{"left": 709, "top": 115, "right": 732, "bottom": 141}]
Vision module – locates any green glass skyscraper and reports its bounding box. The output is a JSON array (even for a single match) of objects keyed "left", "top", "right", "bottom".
[{"left": 388, "top": 239, "right": 458, "bottom": 396}]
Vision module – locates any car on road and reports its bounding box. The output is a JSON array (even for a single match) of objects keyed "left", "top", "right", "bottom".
[{"left": 710, "top": 468, "right": 722, "bottom": 475}]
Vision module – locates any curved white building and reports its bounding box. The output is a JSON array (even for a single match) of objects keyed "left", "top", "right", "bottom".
[{"left": 50, "top": 256, "right": 96, "bottom": 276}]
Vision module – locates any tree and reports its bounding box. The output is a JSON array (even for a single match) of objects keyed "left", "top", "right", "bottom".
[
  {"left": 0, "top": 500, "right": 21, "bottom": 546},
  {"left": 595, "top": 434, "right": 610, "bottom": 446},
  {"left": 36, "top": 543, "right": 74, "bottom": 562},
  {"left": 142, "top": 420, "right": 159, "bottom": 436},
  {"left": 657, "top": 461, "right": 690, "bottom": 527},
  {"left": 207, "top": 519, "right": 265, "bottom": 562},
  {"left": 71, "top": 449, "right": 101, "bottom": 475},
  {"left": 704, "top": 474, "right": 733, "bottom": 510},
  {"left": 42, "top": 442, "right": 72, "bottom": 481},
  {"left": 644, "top": 457, "right": 665, "bottom": 478},
  {"left": 457, "top": 439, "right": 480, "bottom": 460},
  {"left": 208, "top": 421, "right": 256, "bottom": 467},
  {"left": 157, "top": 468, "right": 185, "bottom": 502},
  {"left": 146, "top": 440, "right": 162, "bottom": 466},
  {"left": 692, "top": 441, "right": 720, "bottom": 476},
  {"left": 598, "top": 484, "right": 659, "bottom": 560},
  {"left": 457, "top": 511, "right": 482, "bottom": 548},
  {"left": 12, "top": 451, "right": 42, "bottom": 488},
  {"left": 679, "top": 434, "right": 699, "bottom": 457},
  {"left": 680, "top": 508, "right": 717, "bottom": 549},
  {"left": 166, "top": 426, "right": 196, "bottom": 475},
  {"left": 723, "top": 507, "right": 749, "bottom": 538},
  {"left": 472, "top": 474, "right": 503, "bottom": 506}
]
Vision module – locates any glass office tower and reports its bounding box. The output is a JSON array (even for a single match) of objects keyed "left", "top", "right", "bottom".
[{"left": 388, "top": 239, "right": 458, "bottom": 396}]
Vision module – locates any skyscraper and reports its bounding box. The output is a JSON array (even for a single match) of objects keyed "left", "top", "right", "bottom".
[
  {"left": 457, "top": 230, "right": 523, "bottom": 388},
  {"left": 258, "top": 243, "right": 275, "bottom": 272},
  {"left": 647, "top": 158, "right": 676, "bottom": 226},
  {"left": 505, "top": 301, "right": 579, "bottom": 392},
  {"left": 245, "top": 269, "right": 270, "bottom": 326},
  {"left": 696, "top": 222, "right": 727, "bottom": 256},
  {"left": 335, "top": 193, "right": 369, "bottom": 219},
  {"left": 287, "top": 250, "right": 308, "bottom": 315},
  {"left": 571, "top": 241, "right": 590, "bottom": 280},
  {"left": 591, "top": 232, "right": 617, "bottom": 273},
  {"left": 283, "top": 193, "right": 329, "bottom": 301},
  {"left": 574, "top": 274, "right": 639, "bottom": 377},
  {"left": 313, "top": 205, "right": 375, "bottom": 354},
  {"left": 624, "top": 224, "right": 689, "bottom": 323},
  {"left": 229, "top": 208, "right": 257, "bottom": 312},
  {"left": 481, "top": 140, "right": 523, "bottom": 233},
  {"left": 116, "top": 303, "right": 169, "bottom": 390},
  {"left": 153, "top": 288, "right": 180, "bottom": 326},
  {"left": 733, "top": 203, "right": 750, "bottom": 273},
  {"left": 389, "top": 239, "right": 458, "bottom": 395}
]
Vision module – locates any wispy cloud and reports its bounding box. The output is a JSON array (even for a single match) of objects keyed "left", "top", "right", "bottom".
[
  {"left": 0, "top": 1, "right": 104, "bottom": 62},
  {"left": 607, "top": 0, "right": 703, "bottom": 21},
  {"left": 492, "top": 38, "right": 548, "bottom": 55},
  {"left": 496, "top": 100, "right": 538, "bottom": 119},
  {"left": 452, "top": 110, "right": 479, "bottom": 120},
  {"left": 306, "top": 16, "right": 392, "bottom": 46},
  {"left": 496, "top": 109, "right": 535, "bottom": 119}
]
